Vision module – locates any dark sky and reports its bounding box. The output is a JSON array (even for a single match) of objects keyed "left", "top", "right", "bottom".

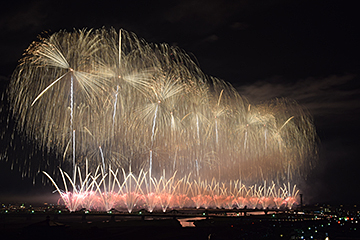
[{"left": 0, "top": 0, "right": 359, "bottom": 205}]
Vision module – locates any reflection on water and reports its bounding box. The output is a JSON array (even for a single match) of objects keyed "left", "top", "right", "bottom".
[{"left": 177, "top": 217, "right": 206, "bottom": 227}]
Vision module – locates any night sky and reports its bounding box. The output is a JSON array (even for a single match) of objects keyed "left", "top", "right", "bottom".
[{"left": 0, "top": 0, "right": 359, "bottom": 205}]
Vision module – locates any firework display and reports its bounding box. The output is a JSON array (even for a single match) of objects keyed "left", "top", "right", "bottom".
[
  {"left": 7, "top": 28, "right": 317, "bottom": 210},
  {"left": 44, "top": 165, "right": 299, "bottom": 212}
]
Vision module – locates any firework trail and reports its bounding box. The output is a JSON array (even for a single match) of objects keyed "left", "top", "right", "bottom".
[{"left": 7, "top": 28, "right": 317, "bottom": 188}]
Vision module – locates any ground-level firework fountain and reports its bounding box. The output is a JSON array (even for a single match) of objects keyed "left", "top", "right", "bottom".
[
  {"left": 7, "top": 28, "right": 317, "bottom": 212},
  {"left": 43, "top": 165, "right": 299, "bottom": 213}
]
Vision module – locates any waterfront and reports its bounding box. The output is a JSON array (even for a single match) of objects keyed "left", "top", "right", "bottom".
[{"left": 1, "top": 202, "right": 359, "bottom": 239}]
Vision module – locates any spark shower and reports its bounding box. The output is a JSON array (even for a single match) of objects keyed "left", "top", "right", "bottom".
[{"left": 6, "top": 28, "right": 317, "bottom": 211}]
